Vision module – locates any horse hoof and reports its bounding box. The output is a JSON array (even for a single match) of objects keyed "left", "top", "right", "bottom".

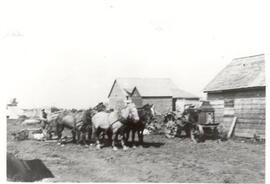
[
  {"left": 132, "top": 145, "right": 137, "bottom": 149},
  {"left": 57, "top": 142, "right": 61, "bottom": 145},
  {"left": 84, "top": 144, "right": 89, "bottom": 148},
  {"left": 123, "top": 146, "right": 128, "bottom": 151},
  {"left": 96, "top": 145, "right": 101, "bottom": 149},
  {"left": 61, "top": 144, "right": 65, "bottom": 147},
  {"left": 113, "top": 147, "right": 118, "bottom": 151}
]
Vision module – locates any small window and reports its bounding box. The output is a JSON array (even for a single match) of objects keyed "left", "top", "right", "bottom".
[{"left": 224, "top": 99, "right": 234, "bottom": 108}]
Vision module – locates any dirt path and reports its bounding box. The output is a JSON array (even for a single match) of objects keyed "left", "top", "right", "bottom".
[{"left": 7, "top": 120, "right": 265, "bottom": 183}]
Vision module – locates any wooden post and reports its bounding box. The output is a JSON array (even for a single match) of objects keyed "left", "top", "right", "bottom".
[{"left": 227, "top": 117, "right": 237, "bottom": 139}]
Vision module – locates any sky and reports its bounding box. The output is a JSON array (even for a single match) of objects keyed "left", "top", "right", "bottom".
[{"left": 1, "top": 0, "right": 268, "bottom": 109}]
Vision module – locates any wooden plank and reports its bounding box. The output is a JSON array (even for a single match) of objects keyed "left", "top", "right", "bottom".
[
  {"left": 235, "top": 124, "right": 265, "bottom": 131},
  {"left": 234, "top": 106, "right": 265, "bottom": 109},
  {"left": 235, "top": 114, "right": 265, "bottom": 120},
  {"left": 235, "top": 132, "right": 255, "bottom": 138},
  {"left": 236, "top": 119, "right": 266, "bottom": 124},
  {"left": 235, "top": 97, "right": 265, "bottom": 101},
  {"left": 234, "top": 110, "right": 265, "bottom": 113},
  {"left": 234, "top": 102, "right": 265, "bottom": 107},
  {"left": 235, "top": 125, "right": 266, "bottom": 132},
  {"left": 235, "top": 128, "right": 265, "bottom": 138},
  {"left": 235, "top": 128, "right": 256, "bottom": 136},
  {"left": 235, "top": 121, "right": 265, "bottom": 127},
  {"left": 237, "top": 118, "right": 265, "bottom": 123},
  {"left": 234, "top": 105, "right": 265, "bottom": 109},
  {"left": 227, "top": 117, "right": 237, "bottom": 139},
  {"left": 235, "top": 109, "right": 265, "bottom": 112},
  {"left": 235, "top": 114, "right": 265, "bottom": 119}
]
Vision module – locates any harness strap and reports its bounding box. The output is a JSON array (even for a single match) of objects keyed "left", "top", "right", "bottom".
[{"left": 110, "top": 119, "right": 120, "bottom": 127}]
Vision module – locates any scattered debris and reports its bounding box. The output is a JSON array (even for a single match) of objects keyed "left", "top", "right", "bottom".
[
  {"left": 11, "top": 128, "right": 46, "bottom": 141},
  {"left": 22, "top": 119, "right": 41, "bottom": 125}
]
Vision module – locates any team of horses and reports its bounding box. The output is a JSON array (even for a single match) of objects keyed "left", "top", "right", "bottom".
[{"left": 43, "top": 103, "right": 155, "bottom": 150}]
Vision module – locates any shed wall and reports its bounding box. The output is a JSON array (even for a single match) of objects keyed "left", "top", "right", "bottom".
[
  {"left": 207, "top": 88, "right": 265, "bottom": 138},
  {"left": 175, "top": 99, "right": 200, "bottom": 113},
  {"left": 142, "top": 97, "right": 172, "bottom": 114}
]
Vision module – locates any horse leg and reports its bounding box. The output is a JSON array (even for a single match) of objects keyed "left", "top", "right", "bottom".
[
  {"left": 92, "top": 126, "right": 101, "bottom": 149},
  {"left": 81, "top": 130, "right": 87, "bottom": 146},
  {"left": 125, "top": 128, "right": 130, "bottom": 143},
  {"left": 112, "top": 131, "right": 118, "bottom": 151},
  {"left": 131, "top": 129, "right": 136, "bottom": 148},
  {"left": 138, "top": 129, "right": 144, "bottom": 147},
  {"left": 120, "top": 132, "right": 128, "bottom": 151},
  {"left": 106, "top": 129, "right": 113, "bottom": 146},
  {"left": 118, "top": 126, "right": 128, "bottom": 150},
  {"left": 87, "top": 126, "right": 92, "bottom": 144},
  {"left": 80, "top": 131, "right": 87, "bottom": 147},
  {"left": 72, "top": 129, "right": 77, "bottom": 144},
  {"left": 56, "top": 124, "right": 64, "bottom": 145},
  {"left": 96, "top": 129, "right": 102, "bottom": 149},
  {"left": 185, "top": 123, "right": 191, "bottom": 138},
  {"left": 77, "top": 130, "right": 83, "bottom": 144}
]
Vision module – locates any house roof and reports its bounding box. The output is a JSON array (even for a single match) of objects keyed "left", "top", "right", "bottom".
[
  {"left": 204, "top": 54, "right": 265, "bottom": 92},
  {"left": 109, "top": 78, "right": 199, "bottom": 98}
]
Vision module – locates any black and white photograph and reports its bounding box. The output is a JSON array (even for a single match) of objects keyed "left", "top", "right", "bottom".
[{"left": 2, "top": 0, "right": 268, "bottom": 183}]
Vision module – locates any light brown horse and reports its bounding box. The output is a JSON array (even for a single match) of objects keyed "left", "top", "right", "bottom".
[
  {"left": 46, "top": 109, "right": 94, "bottom": 145},
  {"left": 92, "top": 103, "right": 139, "bottom": 151}
]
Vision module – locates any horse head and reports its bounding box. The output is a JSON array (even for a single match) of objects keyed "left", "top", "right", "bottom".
[
  {"left": 121, "top": 103, "right": 139, "bottom": 122},
  {"left": 182, "top": 106, "right": 199, "bottom": 123},
  {"left": 93, "top": 102, "right": 107, "bottom": 112},
  {"left": 138, "top": 104, "right": 155, "bottom": 124},
  {"left": 84, "top": 108, "right": 95, "bottom": 122}
]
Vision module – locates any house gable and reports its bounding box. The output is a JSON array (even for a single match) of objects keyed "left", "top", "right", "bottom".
[
  {"left": 108, "top": 80, "right": 127, "bottom": 99},
  {"left": 131, "top": 87, "right": 141, "bottom": 97}
]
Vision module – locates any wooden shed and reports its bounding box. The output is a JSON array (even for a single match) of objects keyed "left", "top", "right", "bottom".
[
  {"left": 108, "top": 78, "right": 199, "bottom": 113},
  {"left": 204, "top": 54, "right": 265, "bottom": 138}
]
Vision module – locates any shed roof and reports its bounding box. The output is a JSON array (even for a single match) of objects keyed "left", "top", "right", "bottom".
[
  {"left": 204, "top": 54, "right": 265, "bottom": 92},
  {"left": 109, "top": 78, "right": 199, "bottom": 98}
]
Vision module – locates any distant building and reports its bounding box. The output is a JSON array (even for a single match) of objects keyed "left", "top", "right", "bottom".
[
  {"left": 204, "top": 54, "right": 265, "bottom": 138},
  {"left": 108, "top": 78, "right": 199, "bottom": 114},
  {"left": 6, "top": 98, "right": 23, "bottom": 119}
]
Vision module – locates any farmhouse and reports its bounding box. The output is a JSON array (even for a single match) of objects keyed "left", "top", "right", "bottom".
[
  {"left": 204, "top": 54, "right": 265, "bottom": 138},
  {"left": 108, "top": 78, "right": 199, "bottom": 113}
]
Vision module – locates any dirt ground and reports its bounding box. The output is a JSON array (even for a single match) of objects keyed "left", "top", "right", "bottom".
[{"left": 7, "top": 119, "right": 265, "bottom": 183}]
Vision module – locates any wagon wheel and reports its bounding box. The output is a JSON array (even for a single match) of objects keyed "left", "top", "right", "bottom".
[{"left": 190, "top": 124, "right": 205, "bottom": 143}]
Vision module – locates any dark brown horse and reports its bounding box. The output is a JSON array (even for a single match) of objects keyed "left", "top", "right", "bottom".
[{"left": 125, "top": 104, "right": 155, "bottom": 148}]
